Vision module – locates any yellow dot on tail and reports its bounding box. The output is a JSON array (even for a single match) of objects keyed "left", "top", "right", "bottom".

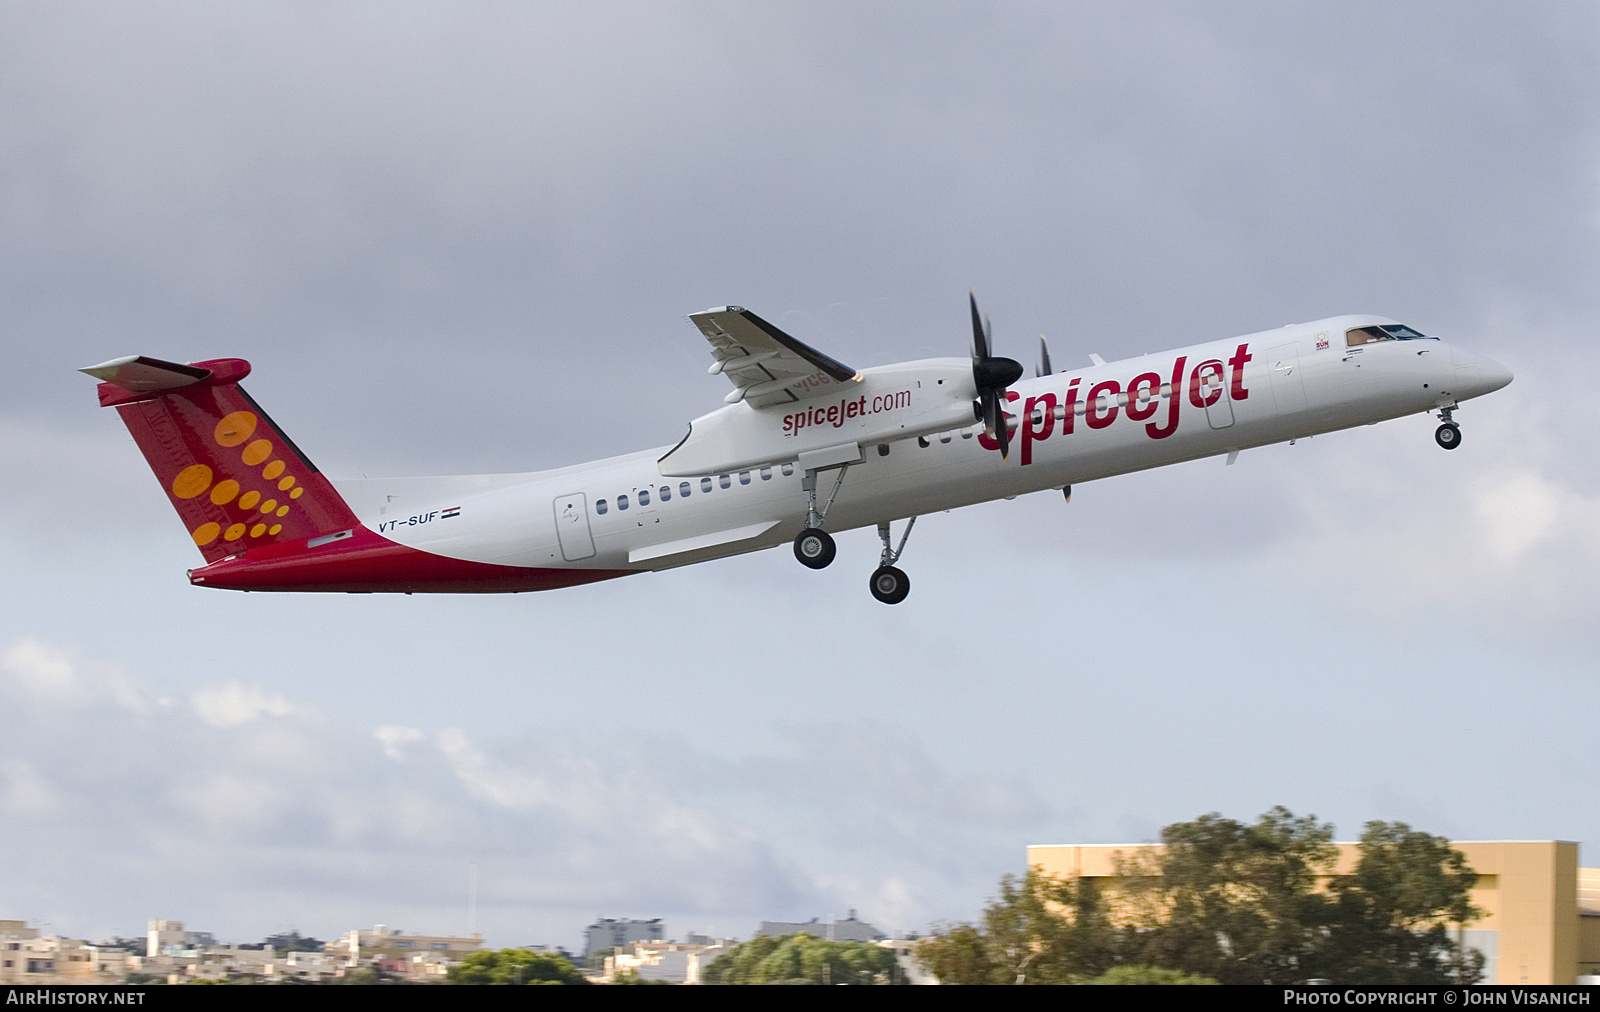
[
  {"left": 259, "top": 498, "right": 277, "bottom": 513},
  {"left": 214, "top": 411, "right": 258, "bottom": 447},
  {"left": 262, "top": 460, "right": 285, "bottom": 480},
  {"left": 242, "top": 439, "right": 272, "bottom": 465},
  {"left": 277, "top": 476, "right": 296, "bottom": 491},
  {"left": 239, "top": 490, "right": 261, "bottom": 510},
  {"left": 192, "top": 522, "right": 220, "bottom": 546},
  {"left": 224, "top": 523, "right": 247, "bottom": 541},
  {"left": 171, "top": 464, "right": 212, "bottom": 499},
  {"left": 210, "top": 479, "right": 240, "bottom": 505},
  {"left": 249, "top": 523, "right": 266, "bottom": 537},
  {"left": 276, "top": 506, "right": 289, "bottom": 517},
  {"left": 290, "top": 487, "right": 304, "bottom": 499},
  {"left": 269, "top": 524, "right": 282, "bottom": 535}
]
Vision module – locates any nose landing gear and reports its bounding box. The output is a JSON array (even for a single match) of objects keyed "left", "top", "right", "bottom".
[{"left": 1434, "top": 404, "right": 1461, "bottom": 450}]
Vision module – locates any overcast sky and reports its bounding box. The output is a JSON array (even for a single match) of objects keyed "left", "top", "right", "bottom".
[{"left": 2, "top": 1, "right": 1598, "bottom": 950}]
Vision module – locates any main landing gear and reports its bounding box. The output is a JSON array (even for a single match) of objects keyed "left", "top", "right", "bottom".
[
  {"left": 790, "top": 461, "right": 919, "bottom": 603},
  {"left": 1434, "top": 404, "right": 1461, "bottom": 450},
  {"left": 869, "top": 518, "right": 916, "bottom": 605},
  {"left": 792, "top": 463, "right": 850, "bottom": 570}
]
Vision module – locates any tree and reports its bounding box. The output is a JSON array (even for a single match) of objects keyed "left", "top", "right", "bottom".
[
  {"left": 1083, "top": 965, "right": 1219, "bottom": 985},
  {"left": 1121, "top": 806, "right": 1337, "bottom": 984},
  {"left": 95, "top": 937, "right": 146, "bottom": 955},
  {"left": 916, "top": 808, "right": 1484, "bottom": 985},
  {"left": 916, "top": 867, "right": 1123, "bottom": 984},
  {"left": 702, "top": 932, "right": 902, "bottom": 985},
  {"left": 1319, "top": 821, "right": 1484, "bottom": 984},
  {"left": 447, "top": 948, "right": 588, "bottom": 985},
  {"left": 263, "top": 930, "right": 324, "bottom": 954}
]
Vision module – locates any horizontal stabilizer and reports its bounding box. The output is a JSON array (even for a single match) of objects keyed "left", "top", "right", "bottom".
[{"left": 80, "top": 355, "right": 210, "bottom": 392}]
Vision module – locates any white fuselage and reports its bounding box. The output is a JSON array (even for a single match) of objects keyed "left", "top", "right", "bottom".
[{"left": 330, "top": 315, "right": 1511, "bottom": 575}]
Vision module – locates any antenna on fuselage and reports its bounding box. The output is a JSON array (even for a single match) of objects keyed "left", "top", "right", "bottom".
[{"left": 1037, "top": 335, "right": 1053, "bottom": 377}]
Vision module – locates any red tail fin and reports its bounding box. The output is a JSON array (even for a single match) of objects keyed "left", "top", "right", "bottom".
[{"left": 83, "top": 356, "right": 359, "bottom": 563}]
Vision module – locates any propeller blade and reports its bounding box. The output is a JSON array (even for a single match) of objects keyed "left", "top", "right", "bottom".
[
  {"left": 1037, "top": 334, "right": 1052, "bottom": 377},
  {"left": 969, "top": 291, "right": 989, "bottom": 362},
  {"left": 967, "top": 290, "right": 1023, "bottom": 459}
]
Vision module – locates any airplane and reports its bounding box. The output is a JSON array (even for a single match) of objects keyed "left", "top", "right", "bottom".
[{"left": 82, "top": 295, "right": 1513, "bottom": 604}]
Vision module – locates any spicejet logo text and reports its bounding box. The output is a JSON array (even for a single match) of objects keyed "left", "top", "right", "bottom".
[
  {"left": 783, "top": 390, "right": 913, "bottom": 436},
  {"left": 979, "top": 344, "right": 1253, "bottom": 465}
]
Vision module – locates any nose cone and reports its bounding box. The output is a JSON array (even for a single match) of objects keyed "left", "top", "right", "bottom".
[
  {"left": 1448, "top": 349, "right": 1513, "bottom": 400},
  {"left": 1478, "top": 355, "right": 1514, "bottom": 393}
]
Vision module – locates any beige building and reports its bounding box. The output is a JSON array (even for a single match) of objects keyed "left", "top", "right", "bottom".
[
  {"left": 0, "top": 923, "right": 132, "bottom": 985},
  {"left": 325, "top": 925, "right": 483, "bottom": 967},
  {"left": 1028, "top": 839, "right": 1598, "bottom": 985}
]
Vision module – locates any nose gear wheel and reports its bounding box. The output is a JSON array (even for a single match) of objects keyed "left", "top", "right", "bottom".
[{"left": 1434, "top": 405, "right": 1461, "bottom": 450}]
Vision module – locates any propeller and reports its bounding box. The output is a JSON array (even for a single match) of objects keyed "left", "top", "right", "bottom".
[{"left": 969, "top": 291, "right": 1024, "bottom": 459}]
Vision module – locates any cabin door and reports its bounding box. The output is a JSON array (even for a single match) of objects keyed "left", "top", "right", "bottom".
[{"left": 553, "top": 493, "right": 596, "bottom": 561}]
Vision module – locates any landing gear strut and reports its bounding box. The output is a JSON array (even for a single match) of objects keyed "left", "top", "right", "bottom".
[
  {"left": 1434, "top": 405, "right": 1461, "bottom": 450},
  {"left": 869, "top": 517, "right": 917, "bottom": 605},
  {"left": 793, "top": 464, "right": 850, "bottom": 569}
]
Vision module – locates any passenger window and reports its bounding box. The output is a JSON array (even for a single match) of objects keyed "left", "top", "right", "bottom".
[
  {"left": 701, "top": 476, "right": 713, "bottom": 493},
  {"left": 659, "top": 485, "right": 670, "bottom": 501},
  {"left": 595, "top": 499, "right": 608, "bottom": 515},
  {"left": 638, "top": 488, "right": 650, "bottom": 506},
  {"left": 939, "top": 432, "right": 952, "bottom": 443},
  {"left": 719, "top": 474, "right": 731, "bottom": 489},
  {"left": 760, "top": 466, "right": 772, "bottom": 480},
  {"left": 962, "top": 427, "right": 974, "bottom": 438},
  {"left": 739, "top": 471, "right": 751, "bottom": 485},
  {"left": 618, "top": 494, "right": 629, "bottom": 511},
  {"left": 877, "top": 444, "right": 890, "bottom": 456},
  {"left": 679, "top": 481, "right": 691, "bottom": 497},
  {"left": 781, "top": 463, "right": 794, "bottom": 476},
  {"left": 917, "top": 436, "right": 929, "bottom": 448}
]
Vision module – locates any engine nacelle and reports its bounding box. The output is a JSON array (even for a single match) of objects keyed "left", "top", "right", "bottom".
[{"left": 658, "top": 359, "right": 977, "bottom": 477}]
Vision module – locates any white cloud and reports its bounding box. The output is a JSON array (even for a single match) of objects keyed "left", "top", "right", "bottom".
[
  {"left": 0, "top": 636, "right": 1015, "bottom": 947},
  {"left": 374, "top": 725, "right": 425, "bottom": 762},
  {"left": 1, "top": 638, "right": 83, "bottom": 704},
  {"left": 2, "top": 761, "right": 60, "bottom": 818},
  {"left": 190, "top": 682, "right": 295, "bottom": 727},
  {"left": 1473, "top": 471, "right": 1567, "bottom": 560}
]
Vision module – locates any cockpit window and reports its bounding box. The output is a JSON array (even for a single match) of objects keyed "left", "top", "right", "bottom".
[{"left": 1346, "top": 324, "right": 1435, "bottom": 346}]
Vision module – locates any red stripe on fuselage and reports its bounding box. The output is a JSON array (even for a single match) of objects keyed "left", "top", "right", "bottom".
[{"left": 188, "top": 525, "right": 632, "bottom": 593}]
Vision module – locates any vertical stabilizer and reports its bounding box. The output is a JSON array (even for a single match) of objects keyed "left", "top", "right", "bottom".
[{"left": 82, "top": 356, "right": 359, "bottom": 563}]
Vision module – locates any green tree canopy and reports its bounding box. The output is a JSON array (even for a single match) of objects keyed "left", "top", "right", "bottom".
[
  {"left": 702, "top": 932, "right": 903, "bottom": 985},
  {"left": 447, "top": 948, "right": 588, "bottom": 985},
  {"left": 916, "top": 867, "right": 1121, "bottom": 984},
  {"left": 917, "top": 808, "right": 1483, "bottom": 986},
  {"left": 1121, "top": 806, "right": 1337, "bottom": 984},
  {"left": 1320, "top": 821, "right": 1485, "bottom": 983}
]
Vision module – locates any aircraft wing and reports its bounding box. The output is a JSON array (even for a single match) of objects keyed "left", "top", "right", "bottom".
[{"left": 690, "top": 306, "right": 862, "bottom": 408}]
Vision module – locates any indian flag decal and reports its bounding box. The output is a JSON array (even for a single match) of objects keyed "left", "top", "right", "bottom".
[{"left": 442, "top": 506, "right": 461, "bottom": 519}]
